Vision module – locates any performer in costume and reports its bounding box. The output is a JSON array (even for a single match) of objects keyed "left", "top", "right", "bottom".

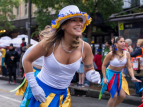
[
  {"left": 14, "top": 26, "right": 52, "bottom": 107},
  {"left": 99, "top": 36, "right": 141, "bottom": 107},
  {"left": 22, "top": 5, "right": 101, "bottom": 107}
]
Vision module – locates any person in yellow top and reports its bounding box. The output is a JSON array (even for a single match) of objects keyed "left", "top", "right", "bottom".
[{"left": 0, "top": 48, "right": 7, "bottom": 77}]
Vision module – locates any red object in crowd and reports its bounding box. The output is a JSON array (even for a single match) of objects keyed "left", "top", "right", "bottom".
[
  {"left": 94, "top": 54, "right": 102, "bottom": 70},
  {"left": 138, "top": 103, "right": 143, "bottom": 107},
  {"left": 138, "top": 97, "right": 143, "bottom": 107}
]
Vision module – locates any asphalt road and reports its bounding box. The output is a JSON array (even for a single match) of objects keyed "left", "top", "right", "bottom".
[{"left": 0, "top": 80, "right": 137, "bottom": 107}]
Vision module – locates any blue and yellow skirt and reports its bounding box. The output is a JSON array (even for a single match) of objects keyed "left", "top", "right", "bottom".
[
  {"left": 21, "top": 77, "right": 71, "bottom": 107},
  {"left": 99, "top": 68, "right": 130, "bottom": 99}
]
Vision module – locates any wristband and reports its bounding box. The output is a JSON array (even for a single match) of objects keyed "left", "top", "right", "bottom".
[{"left": 131, "top": 77, "right": 136, "bottom": 81}]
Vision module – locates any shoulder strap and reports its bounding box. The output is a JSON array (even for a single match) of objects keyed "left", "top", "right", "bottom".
[{"left": 81, "top": 41, "right": 84, "bottom": 55}]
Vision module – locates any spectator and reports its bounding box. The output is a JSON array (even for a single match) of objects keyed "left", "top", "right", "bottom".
[
  {"left": 0, "top": 48, "right": 6, "bottom": 77},
  {"left": 125, "top": 39, "right": 133, "bottom": 52},
  {"left": 109, "top": 45, "right": 113, "bottom": 52},
  {"left": 20, "top": 38, "right": 27, "bottom": 52},
  {"left": 77, "top": 62, "right": 85, "bottom": 87},
  {"left": 102, "top": 41, "right": 112, "bottom": 63},
  {"left": 130, "top": 39, "right": 143, "bottom": 96},
  {"left": 123, "top": 39, "right": 133, "bottom": 78},
  {"left": 5, "top": 43, "right": 19, "bottom": 84},
  {"left": 94, "top": 49, "right": 102, "bottom": 78},
  {"left": 111, "top": 37, "right": 115, "bottom": 45},
  {"left": 26, "top": 44, "right": 32, "bottom": 50}
]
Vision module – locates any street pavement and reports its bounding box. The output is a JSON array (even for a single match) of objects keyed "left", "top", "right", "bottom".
[{"left": 0, "top": 80, "right": 138, "bottom": 107}]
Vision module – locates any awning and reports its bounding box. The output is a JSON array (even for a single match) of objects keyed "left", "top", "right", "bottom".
[
  {"left": 109, "top": 12, "right": 143, "bottom": 22},
  {"left": 11, "top": 17, "right": 37, "bottom": 28}
]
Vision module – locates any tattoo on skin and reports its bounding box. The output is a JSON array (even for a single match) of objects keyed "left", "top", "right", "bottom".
[{"left": 84, "top": 64, "right": 93, "bottom": 68}]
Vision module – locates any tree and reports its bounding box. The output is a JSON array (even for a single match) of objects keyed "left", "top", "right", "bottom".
[
  {"left": 0, "top": 0, "right": 19, "bottom": 33},
  {"left": 29, "top": 0, "right": 124, "bottom": 42}
]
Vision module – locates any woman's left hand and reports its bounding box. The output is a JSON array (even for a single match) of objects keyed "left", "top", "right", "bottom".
[{"left": 132, "top": 78, "right": 142, "bottom": 82}]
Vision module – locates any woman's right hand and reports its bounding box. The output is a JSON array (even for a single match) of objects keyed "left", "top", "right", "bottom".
[
  {"left": 103, "top": 78, "right": 108, "bottom": 84},
  {"left": 31, "top": 85, "right": 46, "bottom": 103},
  {"left": 25, "top": 72, "right": 46, "bottom": 103}
]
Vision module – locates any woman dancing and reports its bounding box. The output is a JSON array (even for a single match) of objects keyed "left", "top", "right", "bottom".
[
  {"left": 14, "top": 26, "right": 52, "bottom": 107},
  {"left": 99, "top": 36, "right": 141, "bottom": 107},
  {"left": 22, "top": 5, "right": 101, "bottom": 107}
]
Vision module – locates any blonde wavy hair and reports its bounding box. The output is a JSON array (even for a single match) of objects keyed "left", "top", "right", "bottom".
[
  {"left": 40, "top": 21, "right": 80, "bottom": 51},
  {"left": 39, "top": 25, "right": 52, "bottom": 38}
]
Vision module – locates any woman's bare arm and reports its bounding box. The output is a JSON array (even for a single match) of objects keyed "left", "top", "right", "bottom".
[
  {"left": 83, "top": 42, "right": 101, "bottom": 83},
  {"left": 82, "top": 42, "right": 94, "bottom": 73},
  {"left": 23, "top": 42, "right": 48, "bottom": 73}
]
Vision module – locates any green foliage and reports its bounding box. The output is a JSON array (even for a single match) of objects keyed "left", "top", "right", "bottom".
[
  {"left": 0, "top": 0, "right": 20, "bottom": 31},
  {"left": 26, "top": 0, "right": 123, "bottom": 36}
]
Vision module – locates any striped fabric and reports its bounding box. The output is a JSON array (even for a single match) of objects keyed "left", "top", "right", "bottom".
[{"left": 99, "top": 69, "right": 122, "bottom": 99}]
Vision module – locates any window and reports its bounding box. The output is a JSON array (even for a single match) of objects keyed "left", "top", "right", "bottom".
[
  {"left": 25, "top": 3, "right": 27, "bottom": 15},
  {"left": 131, "top": 0, "right": 140, "bottom": 6},
  {"left": 140, "top": 0, "right": 143, "bottom": 5},
  {"left": 122, "top": 0, "right": 131, "bottom": 9},
  {"left": 119, "top": 21, "right": 143, "bottom": 50}
]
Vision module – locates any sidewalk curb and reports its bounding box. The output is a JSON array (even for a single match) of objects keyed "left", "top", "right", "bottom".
[
  {"left": 0, "top": 76, "right": 22, "bottom": 83},
  {"left": 69, "top": 86, "right": 142, "bottom": 106}
]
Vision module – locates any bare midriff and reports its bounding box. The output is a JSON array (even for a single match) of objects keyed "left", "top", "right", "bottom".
[{"left": 108, "top": 64, "right": 126, "bottom": 72}]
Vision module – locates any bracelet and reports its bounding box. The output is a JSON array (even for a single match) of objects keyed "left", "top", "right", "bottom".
[
  {"left": 103, "top": 78, "right": 107, "bottom": 80},
  {"left": 131, "top": 77, "right": 136, "bottom": 80}
]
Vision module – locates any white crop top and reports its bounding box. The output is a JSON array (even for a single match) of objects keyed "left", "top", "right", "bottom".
[
  {"left": 22, "top": 44, "right": 44, "bottom": 67},
  {"left": 110, "top": 51, "right": 127, "bottom": 67},
  {"left": 37, "top": 42, "right": 84, "bottom": 89}
]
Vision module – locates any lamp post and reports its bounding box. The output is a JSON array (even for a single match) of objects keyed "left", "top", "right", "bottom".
[{"left": 28, "top": 0, "right": 31, "bottom": 44}]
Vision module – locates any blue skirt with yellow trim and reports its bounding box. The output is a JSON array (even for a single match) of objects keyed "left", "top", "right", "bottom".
[
  {"left": 21, "top": 77, "right": 71, "bottom": 107},
  {"left": 99, "top": 69, "right": 122, "bottom": 99}
]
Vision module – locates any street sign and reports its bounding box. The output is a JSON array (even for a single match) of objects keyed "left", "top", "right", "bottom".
[{"left": 119, "top": 23, "right": 124, "bottom": 30}]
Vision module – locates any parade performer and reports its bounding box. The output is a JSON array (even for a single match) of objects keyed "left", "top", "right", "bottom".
[
  {"left": 99, "top": 36, "right": 141, "bottom": 107},
  {"left": 21, "top": 5, "right": 101, "bottom": 107},
  {"left": 13, "top": 26, "right": 52, "bottom": 107}
]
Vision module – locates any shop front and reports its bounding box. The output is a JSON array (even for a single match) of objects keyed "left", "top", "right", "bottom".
[{"left": 109, "top": 12, "right": 143, "bottom": 50}]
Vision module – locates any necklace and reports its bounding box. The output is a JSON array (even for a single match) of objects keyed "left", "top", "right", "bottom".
[
  {"left": 116, "top": 51, "right": 124, "bottom": 62},
  {"left": 116, "top": 51, "right": 124, "bottom": 58},
  {"left": 61, "top": 39, "right": 73, "bottom": 53}
]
